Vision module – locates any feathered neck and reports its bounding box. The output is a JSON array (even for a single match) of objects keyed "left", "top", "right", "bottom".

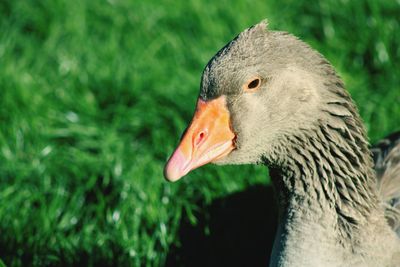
[
  {"left": 268, "top": 79, "right": 380, "bottom": 232},
  {"left": 262, "top": 60, "right": 400, "bottom": 266},
  {"left": 266, "top": 120, "right": 386, "bottom": 266},
  {"left": 264, "top": 81, "right": 385, "bottom": 267},
  {"left": 271, "top": 123, "right": 378, "bottom": 224}
]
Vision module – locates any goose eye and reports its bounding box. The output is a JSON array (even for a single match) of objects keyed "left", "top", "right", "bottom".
[{"left": 243, "top": 77, "right": 261, "bottom": 92}]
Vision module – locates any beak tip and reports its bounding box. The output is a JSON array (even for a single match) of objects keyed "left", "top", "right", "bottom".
[
  {"left": 164, "top": 148, "right": 187, "bottom": 182},
  {"left": 163, "top": 166, "right": 181, "bottom": 182}
]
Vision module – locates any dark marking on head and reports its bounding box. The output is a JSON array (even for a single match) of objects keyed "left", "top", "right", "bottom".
[{"left": 199, "top": 35, "right": 240, "bottom": 101}]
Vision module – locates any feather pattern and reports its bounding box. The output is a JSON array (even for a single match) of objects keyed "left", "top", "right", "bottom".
[{"left": 372, "top": 132, "right": 400, "bottom": 236}]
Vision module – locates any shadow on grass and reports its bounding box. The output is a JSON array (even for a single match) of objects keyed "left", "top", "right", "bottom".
[{"left": 166, "top": 185, "right": 278, "bottom": 267}]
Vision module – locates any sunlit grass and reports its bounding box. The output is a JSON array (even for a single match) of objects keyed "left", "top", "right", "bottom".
[{"left": 0, "top": 0, "right": 399, "bottom": 266}]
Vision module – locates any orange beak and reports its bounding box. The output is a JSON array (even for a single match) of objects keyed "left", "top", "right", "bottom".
[{"left": 164, "top": 96, "right": 236, "bottom": 182}]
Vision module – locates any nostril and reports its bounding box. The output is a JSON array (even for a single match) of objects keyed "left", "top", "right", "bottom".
[{"left": 195, "top": 131, "right": 207, "bottom": 146}]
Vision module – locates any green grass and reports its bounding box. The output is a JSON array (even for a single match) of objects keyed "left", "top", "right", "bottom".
[{"left": 0, "top": 0, "right": 399, "bottom": 266}]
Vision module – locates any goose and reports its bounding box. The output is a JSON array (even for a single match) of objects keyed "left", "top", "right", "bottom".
[{"left": 164, "top": 21, "right": 400, "bottom": 267}]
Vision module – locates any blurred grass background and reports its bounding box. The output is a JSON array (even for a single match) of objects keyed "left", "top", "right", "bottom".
[{"left": 0, "top": 0, "right": 399, "bottom": 266}]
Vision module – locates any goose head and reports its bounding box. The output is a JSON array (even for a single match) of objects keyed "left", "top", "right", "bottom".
[{"left": 164, "top": 20, "right": 351, "bottom": 182}]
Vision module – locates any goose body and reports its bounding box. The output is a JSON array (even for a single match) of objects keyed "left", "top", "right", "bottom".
[{"left": 164, "top": 21, "right": 400, "bottom": 266}]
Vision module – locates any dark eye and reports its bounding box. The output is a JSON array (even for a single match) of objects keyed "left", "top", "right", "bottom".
[{"left": 243, "top": 76, "right": 262, "bottom": 92}]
